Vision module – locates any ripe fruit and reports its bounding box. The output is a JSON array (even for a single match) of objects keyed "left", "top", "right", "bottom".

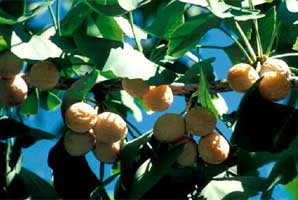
[
  {"left": 227, "top": 63, "right": 259, "bottom": 93},
  {"left": 153, "top": 113, "right": 185, "bottom": 143},
  {"left": 0, "top": 75, "right": 28, "bottom": 107},
  {"left": 142, "top": 85, "right": 173, "bottom": 112},
  {"left": 176, "top": 136, "right": 197, "bottom": 167},
  {"left": 93, "top": 112, "right": 127, "bottom": 144},
  {"left": 64, "top": 102, "right": 97, "bottom": 133},
  {"left": 198, "top": 132, "right": 230, "bottom": 164},
  {"left": 185, "top": 106, "right": 216, "bottom": 136},
  {"left": 0, "top": 50, "right": 23, "bottom": 78},
  {"left": 258, "top": 71, "right": 291, "bottom": 101},
  {"left": 29, "top": 61, "right": 60, "bottom": 89},
  {"left": 260, "top": 58, "right": 290, "bottom": 78},
  {"left": 122, "top": 78, "right": 149, "bottom": 98},
  {"left": 93, "top": 141, "right": 121, "bottom": 163},
  {"left": 63, "top": 130, "right": 95, "bottom": 156}
]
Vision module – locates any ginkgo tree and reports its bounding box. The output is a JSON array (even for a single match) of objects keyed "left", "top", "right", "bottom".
[{"left": 1, "top": 0, "right": 298, "bottom": 199}]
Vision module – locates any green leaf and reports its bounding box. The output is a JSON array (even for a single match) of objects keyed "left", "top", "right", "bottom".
[
  {"left": 41, "top": 91, "right": 62, "bottom": 111},
  {"left": 74, "top": 34, "right": 122, "bottom": 68},
  {"left": 60, "top": 3, "right": 92, "bottom": 36},
  {"left": 118, "top": 0, "right": 151, "bottom": 11},
  {"left": 88, "top": 12, "right": 123, "bottom": 42},
  {"left": 19, "top": 89, "right": 39, "bottom": 115},
  {"left": 145, "top": 1, "right": 185, "bottom": 39},
  {"left": 167, "top": 13, "right": 220, "bottom": 57},
  {"left": 198, "top": 61, "right": 220, "bottom": 118},
  {"left": 0, "top": 16, "right": 16, "bottom": 25},
  {"left": 127, "top": 144, "right": 184, "bottom": 199},
  {"left": 258, "top": 7, "right": 276, "bottom": 52},
  {"left": 85, "top": 1, "right": 127, "bottom": 16},
  {"left": 50, "top": 36, "right": 77, "bottom": 54},
  {"left": 292, "top": 37, "right": 298, "bottom": 51},
  {"left": 284, "top": 178, "right": 298, "bottom": 200},
  {"left": 231, "top": 80, "right": 298, "bottom": 152},
  {"left": 147, "top": 68, "right": 177, "bottom": 86},
  {"left": 62, "top": 70, "right": 98, "bottom": 111}
]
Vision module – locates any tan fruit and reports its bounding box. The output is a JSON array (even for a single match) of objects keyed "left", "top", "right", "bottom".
[
  {"left": 153, "top": 113, "right": 185, "bottom": 143},
  {"left": 93, "top": 112, "right": 127, "bottom": 143},
  {"left": 122, "top": 78, "right": 149, "bottom": 98},
  {"left": 93, "top": 141, "right": 121, "bottom": 163},
  {"left": 258, "top": 71, "right": 291, "bottom": 101},
  {"left": 142, "top": 85, "right": 173, "bottom": 112},
  {"left": 0, "top": 50, "right": 23, "bottom": 78},
  {"left": 198, "top": 132, "right": 230, "bottom": 164},
  {"left": 29, "top": 61, "right": 60, "bottom": 89},
  {"left": 64, "top": 102, "right": 97, "bottom": 133},
  {"left": 260, "top": 58, "right": 290, "bottom": 78},
  {"left": 176, "top": 136, "right": 197, "bottom": 167},
  {"left": 185, "top": 106, "right": 216, "bottom": 136},
  {"left": 63, "top": 130, "right": 95, "bottom": 156},
  {"left": 0, "top": 75, "right": 28, "bottom": 107},
  {"left": 227, "top": 63, "right": 259, "bottom": 93}
]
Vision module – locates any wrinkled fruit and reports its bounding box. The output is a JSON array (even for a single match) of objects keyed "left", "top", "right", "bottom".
[
  {"left": 64, "top": 102, "right": 97, "bottom": 133},
  {"left": 63, "top": 130, "right": 95, "bottom": 156},
  {"left": 122, "top": 78, "right": 149, "bottom": 98},
  {"left": 93, "top": 112, "right": 127, "bottom": 144},
  {"left": 176, "top": 136, "right": 197, "bottom": 167},
  {"left": 198, "top": 132, "right": 230, "bottom": 164},
  {"left": 93, "top": 141, "right": 121, "bottom": 163},
  {"left": 258, "top": 71, "right": 291, "bottom": 102},
  {"left": 227, "top": 63, "right": 259, "bottom": 93},
  {"left": 142, "top": 85, "right": 173, "bottom": 112},
  {"left": 0, "top": 50, "right": 23, "bottom": 78},
  {"left": 153, "top": 113, "right": 185, "bottom": 143},
  {"left": 0, "top": 75, "right": 28, "bottom": 107},
  {"left": 29, "top": 61, "right": 60, "bottom": 89},
  {"left": 260, "top": 58, "right": 290, "bottom": 78},
  {"left": 185, "top": 106, "right": 216, "bottom": 136}
]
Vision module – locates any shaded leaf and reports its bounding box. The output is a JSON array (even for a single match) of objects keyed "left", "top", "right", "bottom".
[
  {"left": 89, "top": 173, "right": 120, "bottom": 199},
  {"left": 258, "top": 7, "right": 276, "bottom": 52},
  {"left": 284, "top": 178, "right": 298, "bottom": 200},
  {"left": 86, "top": 1, "right": 127, "bottom": 16},
  {"left": 50, "top": 36, "right": 77, "bottom": 54}
]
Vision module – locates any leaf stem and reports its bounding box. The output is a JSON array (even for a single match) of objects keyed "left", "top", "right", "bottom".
[
  {"left": 46, "top": 0, "right": 58, "bottom": 31},
  {"left": 56, "top": 0, "right": 61, "bottom": 36},
  {"left": 234, "top": 21, "right": 257, "bottom": 63},
  {"left": 269, "top": 53, "right": 298, "bottom": 59},
  {"left": 128, "top": 12, "right": 143, "bottom": 52}
]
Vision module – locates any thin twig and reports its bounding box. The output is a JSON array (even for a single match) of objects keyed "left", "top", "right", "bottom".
[{"left": 128, "top": 12, "right": 143, "bottom": 52}]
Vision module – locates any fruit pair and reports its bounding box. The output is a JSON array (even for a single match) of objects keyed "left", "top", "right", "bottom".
[
  {"left": 64, "top": 102, "right": 127, "bottom": 163},
  {"left": 122, "top": 78, "right": 173, "bottom": 112},
  {"left": 227, "top": 59, "right": 291, "bottom": 101}
]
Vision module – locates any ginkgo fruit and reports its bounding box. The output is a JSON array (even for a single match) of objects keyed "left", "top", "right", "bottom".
[
  {"left": 260, "top": 58, "right": 290, "bottom": 78},
  {"left": 0, "top": 75, "right": 28, "bottom": 107},
  {"left": 142, "top": 85, "right": 173, "bottom": 112},
  {"left": 153, "top": 113, "right": 185, "bottom": 143},
  {"left": 29, "top": 61, "right": 60, "bottom": 89},
  {"left": 0, "top": 50, "right": 23, "bottom": 78},
  {"left": 258, "top": 71, "right": 291, "bottom": 101},
  {"left": 185, "top": 106, "right": 216, "bottom": 136},
  {"left": 176, "top": 136, "right": 197, "bottom": 167},
  {"left": 122, "top": 78, "right": 149, "bottom": 98},
  {"left": 63, "top": 130, "right": 95, "bottom": 156},
  {"left": 227, "top": 63, "right": 259, "bottom": 93},
  {"left": 93, "top": 112, "right": 127, "bottom": 144},
  {"left": 93, "top": 141, "right": 121, "bottom": 163},
  {"left": 198, "top": 132, "right": 230, "bottom": 164},
  {"left": 64, "top": 102, "right": 97, "bottom": 133}
]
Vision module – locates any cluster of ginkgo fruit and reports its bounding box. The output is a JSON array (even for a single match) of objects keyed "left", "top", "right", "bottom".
[
  {"left": 0, "top": 50, "right": 60, "bottom": 107},
  {"left": 227, "top": 58, "right": 292, "bottom": 101}
]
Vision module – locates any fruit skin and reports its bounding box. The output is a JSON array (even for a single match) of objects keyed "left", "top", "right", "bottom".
[
  {"left": 176, "top": 136, "right": 197, "bottom": 167},
  {"left": 63, "top": 130, "right": 95, "bottom": 156},
  {"left": 93, "top": 112, "right": 127, "bottom": 144},
  {"left": 258, "top": 71, "right": 291, "bottom": 101},
  {"left": 153, "top": 113, "right": 185, "bottom": 143},
  {"left": 64, "top": 102, "right": 97, "bottom": 133},
  {"left": 185, "top": 106, "right": 216, "bottom": 137},
  {"left": 92, "top": 141, "right": 121, "bottom": 163},
  {"left": 0, "top": 50, "right": 23, "bottom": 78},
  {"left": 29, "top": 61, "right": 60, "bottom": 89},
  {"left": 0, "top": 75, "right": 28, "bottom": 107},
  {"left": 142, "top": 85, "right": 173, "bottom": 112},
  {"left": 198, "top": 132, "right": 230, "bottom": 164},
  {"left": 260, "top": 58, "right": 290, "bottom": 78},
  {"left": 122, "top": 78, "right": 149, "bottom": 98},
  {"left": 227, "top": 63, "right": 259, "bottom": 93}
]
